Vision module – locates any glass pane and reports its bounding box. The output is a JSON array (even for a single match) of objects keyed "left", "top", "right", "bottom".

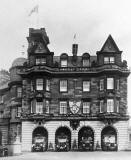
[
  {"left": 110, "top": 57, "right": 115, "bottom": 63},
  {"left": 60, "top": 80, "right": 67, "bottom": 92},
  {"left": 83, "top": 81, "right": 90, "bottom": 92},
  {"left": 107, "top": 78, "right": 114, "bottom": 89},
  {"left": 36, "top": 79, "right": 43, "bottom": 90},
  {"left": 61, "top": 60, "right": 67, "bottom": 67},
  {"left": 104, "top": 57, "right": 109, "bottom": 64}
]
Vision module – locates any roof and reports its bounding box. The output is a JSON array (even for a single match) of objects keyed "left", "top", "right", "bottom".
[{"left": 12, "top": 57, "right": 27, "bottom": 67}]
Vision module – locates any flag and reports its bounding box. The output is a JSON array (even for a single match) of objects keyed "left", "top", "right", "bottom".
[
  {"left": 28, "top": 5, "right": 38, "bottom": 16},
  {"left": 73, "top": 34, "right": 76, "bottom": 40}
]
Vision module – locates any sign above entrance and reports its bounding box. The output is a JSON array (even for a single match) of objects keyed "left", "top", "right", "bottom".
[{"left": 69, "top": 100, "right": 81, "bottom": 114}]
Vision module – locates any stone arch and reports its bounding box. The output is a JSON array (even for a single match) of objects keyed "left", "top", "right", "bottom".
[
  {"left": 78, "top": 126, "right": 94, "bottom": 151},
  {"left": 32, "top": 126, "right": 48, "bottom": 151},
  {"left": 101, "top": 125, "right": 117, "bottom": 151},
  {"left": 55, "top": 126, "right": 71, "bottom": 151}
]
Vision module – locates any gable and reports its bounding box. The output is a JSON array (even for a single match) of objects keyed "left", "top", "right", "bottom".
[{"left": 101, "top": 35, "right": 120, "bottom": 53}]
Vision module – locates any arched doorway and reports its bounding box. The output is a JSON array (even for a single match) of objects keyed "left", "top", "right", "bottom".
[
  {"left": 101, "top": 126, "right": 117, "bottom": 151},
  {"left": 55, "top": 127, "right": 71, "bottom": 151},
  {"left": 32, "top": 127, "right": 48, "bottom": 152},
  {"left": 78, "top": 126, "right": 94, "bottom": 151}
]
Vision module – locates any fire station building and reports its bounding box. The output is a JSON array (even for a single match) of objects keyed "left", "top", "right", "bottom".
[{"left": 0, "top": 28, "right": 130, "bottom": 153}]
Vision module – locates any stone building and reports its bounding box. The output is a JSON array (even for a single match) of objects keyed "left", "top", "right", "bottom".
[{"left": 0, "top": 28, "right": 130, "bottom": 153}]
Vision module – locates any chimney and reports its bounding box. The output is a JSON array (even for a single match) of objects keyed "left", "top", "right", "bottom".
[{"left": 72, "top": 44, "right": 78, "bottom": 57}]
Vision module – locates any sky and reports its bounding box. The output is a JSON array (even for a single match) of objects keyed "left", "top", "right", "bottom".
[{"left": 0, "top": 0, "right": 131, "bottom": 121}]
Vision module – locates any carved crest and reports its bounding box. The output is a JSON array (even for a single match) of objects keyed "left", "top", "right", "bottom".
[{"left": 69, "top": 100, "right": 81, "bottom": 114}]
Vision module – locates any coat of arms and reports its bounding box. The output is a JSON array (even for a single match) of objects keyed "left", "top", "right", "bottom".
[{"left": 69, "top": 101, "right": 81, "bottom": 114}]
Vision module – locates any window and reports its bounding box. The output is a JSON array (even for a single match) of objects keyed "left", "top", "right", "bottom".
[
  {"left": 104, "top": 56, "right": 115, "bottom": 64},
  {"left": 17, "top": 87, "right": 22, "bottom": 98},
  {"left": 45, "top": 100, "right": 50, "bottom": 114},
  {"left": 16, "top": 107, "right": 21, "bottom": 117},
  {"left": 100, "top": 79, "right": 104, "bottom": 91},
  {"left": 0, "top": 111, "right": 4, "bottom": 118},
  {"left": 31, "top": 81, "right": 33, "bottom": 91},
  {"left": 129, "top": 134, "right": 131, "bottom": 142},
  {"left": 36, "top": 58, "right": 46, "bottom": 65},
  {"left": 60, "top": 80, "right": 67, "bottom": 92},
  {"left": 82, "top": 59, "right": 90, "bottom": 67},
  {"left": 107, "top": 78, "right": 114, "bottom": 90},
  {"left": 83, "top": 81, "right": 90, "bottom": 92},
  {"left": 100, "top": 100, "right": 104, "bottom": 113},
  {"left": 107, "top": 99, "right": 114, "bottom": 112},
  {"left": 36, "top": 79, "right": 43, "bottom": 90},
  {"left": 116, "top": 100, "right": 119, "bottom": 113},
  {"left": 60, "top": 101, "right": 67, "bottom": 114},
  {"left": 36, "top": 100, "right": 43, "bottom": 114},
  {"left": 83, "top": 102, "right": 90, "bottom": 114},
  {"left": 0, "top": 96, "right": 3, "bottom": 103},
  {"left": 116, "top": 79, "right": 120, "bottom": 90},
  {"left": 46, "top": 79, "right": 50, "bottom": 91},
  {"left": 61, "top": 59, "right": 67, "bottom": 67}
]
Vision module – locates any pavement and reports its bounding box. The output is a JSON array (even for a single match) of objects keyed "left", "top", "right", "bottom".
[{"left": 1, "top": 151, "right": 131, "bottom": 160}]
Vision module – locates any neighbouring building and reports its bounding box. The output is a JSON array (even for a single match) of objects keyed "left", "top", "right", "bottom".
[{"left": 0, "top": 28, "right": 130, "bottom": 153}]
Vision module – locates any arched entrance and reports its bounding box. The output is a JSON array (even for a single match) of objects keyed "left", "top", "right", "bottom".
[
  {"left": 55, "top": 127, "right": 71, "bottom": 151},
  {"left": 32, "top": 127, "right": 48, "bottom": 152},
  {"left": 101, "top": 126, "right": 117, "bottom": 151},
  {"left": 78, "top": 126, "right": 94, "bottom": 151}
]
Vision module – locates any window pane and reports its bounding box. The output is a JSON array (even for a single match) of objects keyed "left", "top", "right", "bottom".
[
  {"left": 60, "top": 101, "right": 67, "bottom": 114},
  {"left": 41, "top": 58, "right": 46, "bottom": 64},
  {"left": 46, "top": 79, "right": 50, "bottom": 91},
  {"left": 36, "top": 58, "right": 41, "bottom": 65},
  {"left": 83, "top": 102, "right": 90, "bottom": 114},
  {"left": 110, "top": 57, "right": 115, "bottom": 63},
  {"left": 17, "top": 87, "right": 22, "bottom": 98},
  {"left": 83, "top": 81, "right": 90, "bottom": 92},
  {"left": 116, "top": 79, "right": 120, "bottom": 90},
  {"left": 83, "top": 59, "right": 90, "bottom": 67},
  {"left": 45, "top": 100, "right": 50, "bottom": 113},
  {"left": 17, "top": 107, "right": 21, "bottom": 117},
  {"left": 61, "top": 60, "right": 67, "bottom": 67},
  {"left": 100, "top": 79, "right": 104, "bottom": 91},
  {"left": 36, "top": 79, "right": 43, "bottom": 90},
  {"left": 100, "top": 100, "right": 104, "bottom": 113},
  {"left": 36, "top": 100, "right": 43, "bottom": 114},
  {"left": 116, "top": 100, "right": 119, "bottom": 113},
  {"left": 107, "top": 99, "right": 114, "bottom": 112},
  {"left": 107, "top": 78, "right": 114, "bottom": 89},
  {"left": 104, "top": 57, "right": 109, "bottom": 64},
  {"left": 60, "top": 80, "right": 67, "bottom": 92}
]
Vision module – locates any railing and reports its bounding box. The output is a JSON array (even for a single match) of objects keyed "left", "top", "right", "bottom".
[{"left": 19, "top": 64, "right": 130, "bottom": 74}]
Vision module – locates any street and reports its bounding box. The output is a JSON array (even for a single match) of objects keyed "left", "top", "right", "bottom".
[{"left": 1, "top": 151, "right": 131, "bottom": 160}]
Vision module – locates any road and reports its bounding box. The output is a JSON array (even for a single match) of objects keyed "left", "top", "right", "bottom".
[{"left": 1, "top": 151, "right": 131, "bottom": 160}]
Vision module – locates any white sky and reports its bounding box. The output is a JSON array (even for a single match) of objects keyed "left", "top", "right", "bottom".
[{"left": 0, "top": 0, "right": 131, "bottom": 121}]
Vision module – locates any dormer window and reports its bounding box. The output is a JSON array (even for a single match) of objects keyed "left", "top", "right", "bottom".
[
  {"left": 104, "top": 56, "right": 115, "bottom": 64},
  {"left": 61, "top": 59, "right": 67, "bottom": 67},
  {"left": 60, "top": 53, "right": 68, "bottom": 67},
  {"left": 83, "top": 59, "right": 90, "bottom": 67},
  {"left": 36, "top": 57, "right": 46, "bottom": 65},
  {"left": 82, "top": 53, "right": 90, "bottom": 67}
]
